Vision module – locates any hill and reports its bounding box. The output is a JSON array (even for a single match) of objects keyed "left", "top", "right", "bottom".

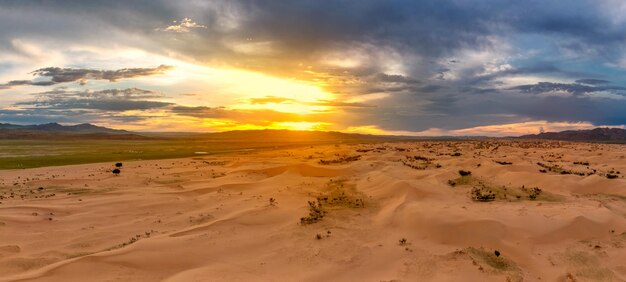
[
  {"left": 0, "top": 123, "right": 408, "bottom": 142},
  {"left": 0, "top": 123, "right": 149, "bottom": 140},
  {"left": 519, "top": 127, "right": 626, "bottom": 141},
  {"left": 0, "top": 122, "right": 129, "bottom": 134}
]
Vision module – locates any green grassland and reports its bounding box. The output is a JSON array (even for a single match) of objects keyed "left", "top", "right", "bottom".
[
  {"left": 0, "top": 140, "right": 294, "bottom": 169},
  {"left": 0, "top": 137, "right": 386, "bottom": 170}
]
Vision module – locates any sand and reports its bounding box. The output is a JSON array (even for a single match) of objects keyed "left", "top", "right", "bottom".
[{"left": 1, "top": 140, "right": 626, "bottom": 281}]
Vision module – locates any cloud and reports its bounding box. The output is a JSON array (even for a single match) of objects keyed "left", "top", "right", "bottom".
[
  {"left": 510, "top": 81, "right": 626, "bottom": 98},
  {"left": 170, "top": 105, "right": 330, "bottom": 126},
  {"left": 575, "top": 78, "right": 610, "bottom": 85},
  {"left": 248, "top": 96, "right": 294, "bottom": 105},
  {"left": 0, "top": 80, "right": 55, "bottom": 89},
  {"left": 374, "top": 73, "right": 420, "bottom": 84},
  {"left": 0, "top": 65, "right": 173, "bottom": 89},
  {"left": 1, "top": 1, "right": 626, "bottom": 132},
  {"left": 160, "top": 18, "right": 207, "bottom": 33},
  {"left": 17, "top": 88, "right": 172, "bottom": 112},
  {"left": 247, "top": 96, "right": 373, "bottom": 108}
]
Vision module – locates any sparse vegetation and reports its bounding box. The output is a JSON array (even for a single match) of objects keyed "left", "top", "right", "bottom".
[
  {"left": 464, "top": 247, "right": 521, "bottom": 277},
  {"left": 317, "top": 180, "right": 365, "bottom": 208},
  {"left": 300, "top": 200, "right": 326, "bottom": 224},
  {"left": 299, "top": 180, "right": 365, "bottom": 224},
  {"left": 402, "top": 155, "right": 439, "bottom": 170},
  {"left": 112, "top": 168, "right": 121, "bottom": 176},
  {"left": 471, "top": 187, "right": 496, "bottom": 202},
  {"left": 318, "top": 155, "right": 361, "bottom": 165},
  {"left": 521, "top": 186, "right": 542, "bottom": 200},
  {"left": 448, "top": 172, "right": 475, "bottom": 186},
  {"left": 537, "top": 162, "right": 587, "bottom": 176}
]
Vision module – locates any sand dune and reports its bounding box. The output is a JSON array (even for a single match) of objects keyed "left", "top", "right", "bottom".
[{"left": 1, "top": 140, "right": 626, "bottom": 281}]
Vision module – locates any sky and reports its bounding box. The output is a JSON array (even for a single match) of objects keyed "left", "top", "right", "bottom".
[{"left": 1, "top": 0, "right": 626, "bottom": 136}]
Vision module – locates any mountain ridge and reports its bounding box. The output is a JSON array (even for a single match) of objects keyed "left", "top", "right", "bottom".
[
  {"left": 0, "top": 122, "right": 146, "bottom": 140},
  {"left": 519, "top": 127, "right": 626, "bottom": 141}
]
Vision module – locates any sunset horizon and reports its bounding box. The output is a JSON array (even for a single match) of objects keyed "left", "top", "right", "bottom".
[
  {"left": 2, "top": 2, "right": 626, "bottom": 281},
  {"left": 2, "top": 1, "right": 626, "bottom": 136}
]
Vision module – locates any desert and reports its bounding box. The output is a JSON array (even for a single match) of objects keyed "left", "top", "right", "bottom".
[
  {"left": 1, "top": 139, "right": 625, "bottom": 281},
  {"left": 3, "top": 1, "right": 626, "bottom": 281}
]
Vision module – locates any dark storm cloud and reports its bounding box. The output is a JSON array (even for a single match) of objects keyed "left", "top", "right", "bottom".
[
  {"left": 0, "top": 80, "right": 55, "bottom": 89},
  {"left": 30, "top": 65, "right": 174, "bottom": 84},
  {"left": 0, "top": 65, "right": 173, "bottom": 89},
  {"left": 374, "top": 73, "right": 420, "bottom": 84},
  {"left": 0, "top": 87, "right": 172, "bottom": 125},
  {"left": 510, "top": 82, "right": 626, "bottom": 96}
]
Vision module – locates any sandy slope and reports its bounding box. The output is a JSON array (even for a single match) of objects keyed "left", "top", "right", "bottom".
[{"left": 1, "top": 140, "right": 626, "bottom": 281}]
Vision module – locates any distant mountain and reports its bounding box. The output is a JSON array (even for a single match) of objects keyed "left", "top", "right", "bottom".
[
  {"left": 191, "top": 129, "right": 396, "bottom": 142},
  {"left": 519, "top": 127, "right": 626, "bottom": 141},
  {"left": 2, "top": 122, "right": 129, "bottom": 134},
  {"left": 185, "top": 129, "right": 445, "bottom": 143},
  {"left": 0, "top": 123, "right": 149, "bottom": 140},
  {"left": 0, "top": 123, "right": 473, "bottom": 142}
]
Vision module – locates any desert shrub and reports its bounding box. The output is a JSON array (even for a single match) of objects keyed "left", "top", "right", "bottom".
[
  {"left": 399, "top": 238, "right": 408, "bottom": 246},
  {"left": 495, "top": 161, "right": 513, "bottom": 165},
  {"left": 471, "top": 187, "right": 496, "bottom": 202},
  {"left": 300, "top": 200, "right": 326, "bottom": 224},
  {"left": 410, "top": 155, "right": 432, "bottom": 162},
  {"left": 115, "top": 162, "right": 123, "bottom": 168},
  {"left": 451, "top": 152, "right": 462, "bottom": 157},
  {"left": 527, "top": 187, "right": 542, "bottom": 200},
  {"left": 112, "top": 168, "right": 121, "bottom": 175},
  {"left": 459, "top": 170, "right": 472, "bottom": 176},
  {"left": 402, "top": 155, "right": 438, "bottom": 170},
  {"left": 300, "top": 180, "right": 365, "bottom": 224},
  {"left": 538, "top": 162, "right": 585, "bottom": 176},
  {"left": 317, "top": 181, "right": 365, "bottom": 208},
  {"left": 607, "top": 174, "right": 618, "bottom": 179}
]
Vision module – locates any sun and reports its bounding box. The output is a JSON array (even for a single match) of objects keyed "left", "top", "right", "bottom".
[{"left": 271, "top": 121, "right": 331, "bottom": 131}]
